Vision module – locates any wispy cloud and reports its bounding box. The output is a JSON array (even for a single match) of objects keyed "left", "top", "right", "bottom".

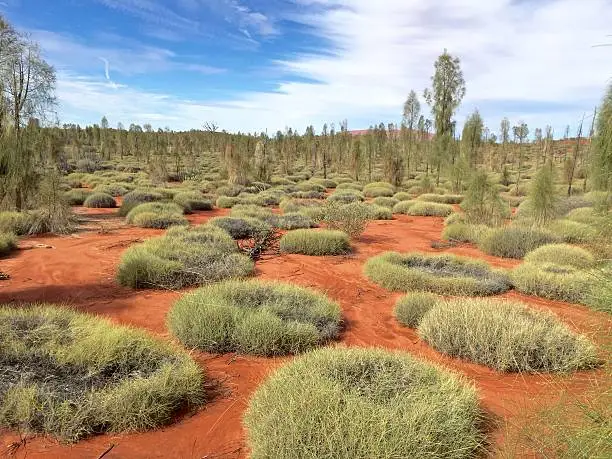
[{"left": 55, "top": 0, "right": 612, "bottom": 135}]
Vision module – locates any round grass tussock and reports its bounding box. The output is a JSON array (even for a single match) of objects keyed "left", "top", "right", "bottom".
[
  {"left": 117, "top": 189, "right": 164, "bottom": 216},
  {"left": 406, "top": 202, "right": 454, "bottom": 217},
  {"left": 394, "top": 292, "right": 439, "bottom": 328},
  {"left": 173, "top": 191, "right": 213, "bottom": 213},
  {"left": 0, "top": 232, "right": 17, "bottom": 257},
  {"left": 511, "top": 262, "right": 592, "bottom": 304},
  {"left": 229, "top": 204, "right": 273, "bottom": 220},
  {"left": 244, "top": 347, "right": 483, "bottom": 459},
  {"left": 442, "top": 223, "right": 490, "bottom": 244},
  {"left": 209, "top": 216, "right": 271, "bottom": 239},
  {"left": 478, "top": 225, "right": 559, "bottom": 259},
  {"left": 524, "top": 244, "right": 595, "bottom": 269},
  {"left": 364, "top": 252, "right": 511, "bottom": 296},
  {"left": 215, "top": 196, "right": 240, "bottom": 208},
  {"left": 125, "top": 202, "right": 184, "bottom": 224},
  {"left": 418, "top": 298, "right": 598, "bottom": 372},
  {"left": 363, "top": 186, "right": 395, "bottom": 198},
  {"left": 131, "top": 211, "right": 189, "bottom": 229},
  {"left": 116, "top": 225, "right": 253, "bottom": 289},
  {"left": 392, "top": 200, "right": 417, "bottom": 214},
  {"left": 548, "top": 219, "right": 597, "bottom": 244},
  {"left": 371, "top": 197, "right": 399, "bottom": 208},
  {"left": 417, "top": 193, "right": 463, "bottom": 204},
  {"left": 0, "top": 305, "right": 203, "bottom": 442},
  {"left": 83, "top": 192, "right": 116, "bottom": 209},
  {"left": 393, "top": 191, "right": 414, "bottom": 201},
  {"left": 168, "top": 280, "right": 341, "bottom": 355},
  {"left": 367, "top": 204, "right": 393, "bottom": 220},
  {"left": 0, "top": 212, "right": 30, "bottom": 235},
  {"left": 268, "top": 213, "right": 314, "bottom": 230},
  {"left": 93, "top": 183, "right": 129, "bottom": 197},
  {"left": 64, "top": 189, "right": 92, "bottom": 206},
  {"left": 280, "top": 229, "right": 350, "bottom": 255}
]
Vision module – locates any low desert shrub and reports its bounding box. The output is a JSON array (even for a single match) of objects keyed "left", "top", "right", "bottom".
[
  {"left": 548, "top": 219, "right": 598, "bottom": 244},
  {"left": 511, "top": 262, "right": 592, "bottom": 304},
  {"left": 321, "top": 202, "right": 372, "bottom": 237},
  {"left": 442, "top": 223, "right": 490, "bottom": 244},
  {"left": 310, "top": 178, "right": 337, "bottom": 188},
  {"left": 280, "top": 229, "right": 350, "bottom": 255},
  {"left": 64, "top": 189, "right": 92, "bottom": 205},
  {"left": 216, "top": 196, "right": 240, "bottom": 208},
  {"left": 363, "top": 186, "right": 394, "bottom": 198},
  {"left": 297, "top": 182, "right": 325, "bottom": 193},
  {"left": 117, "top": 225, "right": 253, "bottom": 289},
  {"left": 118, "top": 189, "right": 164, "bottom": 216},
  {"left": 461, "top": 171, "right": 510, "bottom": 225},
  {"left": 406, "top": 202, "right": 454, "bottom": 217},
  {"left": 83, "top": 192, "right": 116, "bottom": 209},
  {"left": 524, "top": 244, "right": 595, "bottom": 269},
  {"left": 168, "top": 280, "right": 341, "bottom": 355},
  {"left": 173, "top": 191, "right": 213, "bottom": 213},
  {"left": 371, "top": 197, "right": 398, "bottom": 208},
  {"left": 394, "top": 292, "right": 438, "bottom": 327},
  {"left": 392, "top": 200, "right": 417, "bottom": 214},
  {"left": 209, "top": 217, "right": 272, "bottom": 239},
  {"left": 367, "top": 204, "right": 393, "bottom": 220},
  {"left": 393, "top": 191, "right": 413, "bottom": 201},
  {"left": 327, "top": 189, "right": 365, "bottom": 203},
  {"left": 244, "top": 347, "right": 483, "bottom": 459},
  {"left": 478, "top": 226, "right": 559, "bottom": 259},
  {"left": 126, "top": 202, "right": 186, "bottom": 228},
  {"left": 336, "top": 182, "right": 362, "bottom": 191},
  {"left": 268, "top": 213, "right": 314, "bottom": 230},
  {"left": 0, "top": 211, "right": 30, "bottom": 235},
  {"left": 418, "top": 298, "right": 598, "bottom": 372},
  {"left": 0, "top": 305, "right": 203, "bottom": 442},
  {"left": 0, "top": 232, "right": 17, "bottom": 257},
  {"left": 93, "top": 183, "right": 129, "bottom": 197},
  {"left": 364, "top": 252, "right": 511, "bottom": 296},
  {"left": 417, "top": 193, "right": 463, "bottom": 204}
]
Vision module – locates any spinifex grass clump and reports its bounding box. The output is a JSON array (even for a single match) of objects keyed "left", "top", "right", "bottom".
[
  {"left": 209, "top": 216, "right": 271, "bottom": 239},
  {"left": 417, "top": 193, "right": 463, "bottom": 204},
  {"left": 364, "top": 252, "right": 511, "bottom": 296},
  {"left": 394, "top": 292, "right": 439, "bottom": 327},
  {"left": 418, "top": 298, "right": 599, "bottom": 372},
  {"left": 478, "top": 225, "right": 559, "bottom": 259},
  {"left": 405, "top": 201, "right": 454, "bottom": 217},
  {"left": 118, "top": 189, "right": 164, "bottom": 216},
  {"left": 0, "top": 232, "right": 17, "bottom": 257},
  {"left": 125, "top": 202, "right": 187, "bottom": 229},
  {"left": 83, "top": 192, "right": 116, "bottom": 208},
  {"left": 524, "top": 244, "right": 595, "bottom": 269},
  {"left": 280, "top": 229, "right": 350, "bottom": 255},
  {"left": 117, "top": 224, "right": 253, "bottom": 289},
  {"left": 173, "top": 191, "right": 213, "bottom": 213},
  {"left": 0, "top": 305, "right": 203, "bottom": 442},
  {"left": 243, "top": 347, "right": 483, "bottom": 459},
  {"left": 168, "top": 280, "right": 341, "bottom": 355},
  {"left": 442, "top": 223, "right": 490, "bottom": 244}
]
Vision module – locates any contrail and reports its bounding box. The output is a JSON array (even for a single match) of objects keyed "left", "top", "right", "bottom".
[{"left": 99, "top": 57, "right": 111, "bottom": 81}]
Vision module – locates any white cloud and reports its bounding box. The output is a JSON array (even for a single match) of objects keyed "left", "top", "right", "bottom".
[{"left": 55, "top": 0, "right": 612, "bottom": 135}]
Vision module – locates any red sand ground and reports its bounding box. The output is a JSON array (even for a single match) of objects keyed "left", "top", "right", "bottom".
[{"left": 0, "top": 208, "right": 610, "bottom": 458}]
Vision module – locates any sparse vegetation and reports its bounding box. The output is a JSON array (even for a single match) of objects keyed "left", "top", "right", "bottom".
[
  {"left": 479, "top": 226, "right": 559, "bottom": 259},
  {"left": 83, "top": 192, "right": 116, "bottom": 208}
]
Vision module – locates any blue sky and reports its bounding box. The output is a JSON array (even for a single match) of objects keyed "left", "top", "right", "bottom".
[{"left": 2, "top": 0, "right": 611, "bottom": 136}]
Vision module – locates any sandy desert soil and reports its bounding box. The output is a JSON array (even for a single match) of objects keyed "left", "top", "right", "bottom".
[{"left": 0, "top": 208, "right": 609, "bottom": 458}]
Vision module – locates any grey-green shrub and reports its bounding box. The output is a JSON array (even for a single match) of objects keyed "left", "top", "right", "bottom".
[
  {"left": 83, "top": 192, "right": 116, "bottom": 208},
  {"left": 117, "top": 225, "right": 253, "bottom": 289},
  {"left": 393, "top": 191, "right": 413, "bottom": 201},
  {"left": 321, "top": 201, "right": 372, "bottom": 237},
  {"left": 64, "top": 189, "right": 92, "bottom": 205},
  {"left": 548, "top": 219, "right": 598, "bottom": 244},
  {"left": 268, "top": 213, "right": 314, "bottom": 230},
  {"left": 168, "top": 280, "right": 341, "bottom": 355},
  {"left": 216, "top": 196, "right": 240, "bottom": 208},
  {"left": 418, "top": 298, "right": 598, "bottom": 372},
  {"left": 280, "top": 229, "right": 350, "bottom": 255},
  {"left": 93, "top": 183, "right": 129, "bottom": 197},
  {"left": 0, "top": 305, "right": 203, "bottom": 442},
  {"left": 417, "top": 193, "right": 463, "bottom": 204},
  {"left": 394, "top": 292, "right": 439, "bottom": 327},
  {"left": 244, "top": 347, "right": 483, "bottom": 459},
  {"left": 479, "top": 226, "right": 559, "bottom": 259},
  {"left": 364, "top": 252, "right": 511, "bottom": 296},
  {"left": 511, "top": 262, "right": 593, "bottom": 304},
  {"left": 367, "top": 204, "right": 393, "bottom": 220}
]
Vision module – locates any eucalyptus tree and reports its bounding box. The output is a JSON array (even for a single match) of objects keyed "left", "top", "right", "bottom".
[
  {"left": 499, "top": 118, "right": 510, "bottom": 169},
  {"left": 460, "top": 109, "right": 484, "bottom": 169},
  {"left": 402, "top": 90, "right": 421, "bottom": 172},
  {"left": 513, "top": 122, "right": 530, "bottom": 194},
  {"left": 423, "top": 50, "right": 466, "bottom": 185},
  {"left": 592, "top": 84, "right": 612, "bottom": 192}
]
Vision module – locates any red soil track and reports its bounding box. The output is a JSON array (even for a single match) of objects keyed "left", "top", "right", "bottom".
[{"left": 0, "top": 209, "right": 610, "bottom": 458}]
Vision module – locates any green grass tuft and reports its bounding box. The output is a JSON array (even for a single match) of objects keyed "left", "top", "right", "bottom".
[
  {"left": 244, "top": 347, "right": 484, "bottom": 459},
  {"left": 280, "top": 229, "right": 350, "bottom": 255},
  {"left": 478, "top": 225, "right": 559, "bottom": 259},
  {"left": 418, "top": 298, "right": 599, "bottom": 372},
  {"left": 394, "top": 292, "right": 439, "bottom": 327},
  {"left": 168, "top": 280, "right": 341, "bottom": 355},
  {"left": 83, "top": 193, "right": 116, "bottom": 208},
  {"left": 364, "top": 252, "right": 511, "bottom": 296}
]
